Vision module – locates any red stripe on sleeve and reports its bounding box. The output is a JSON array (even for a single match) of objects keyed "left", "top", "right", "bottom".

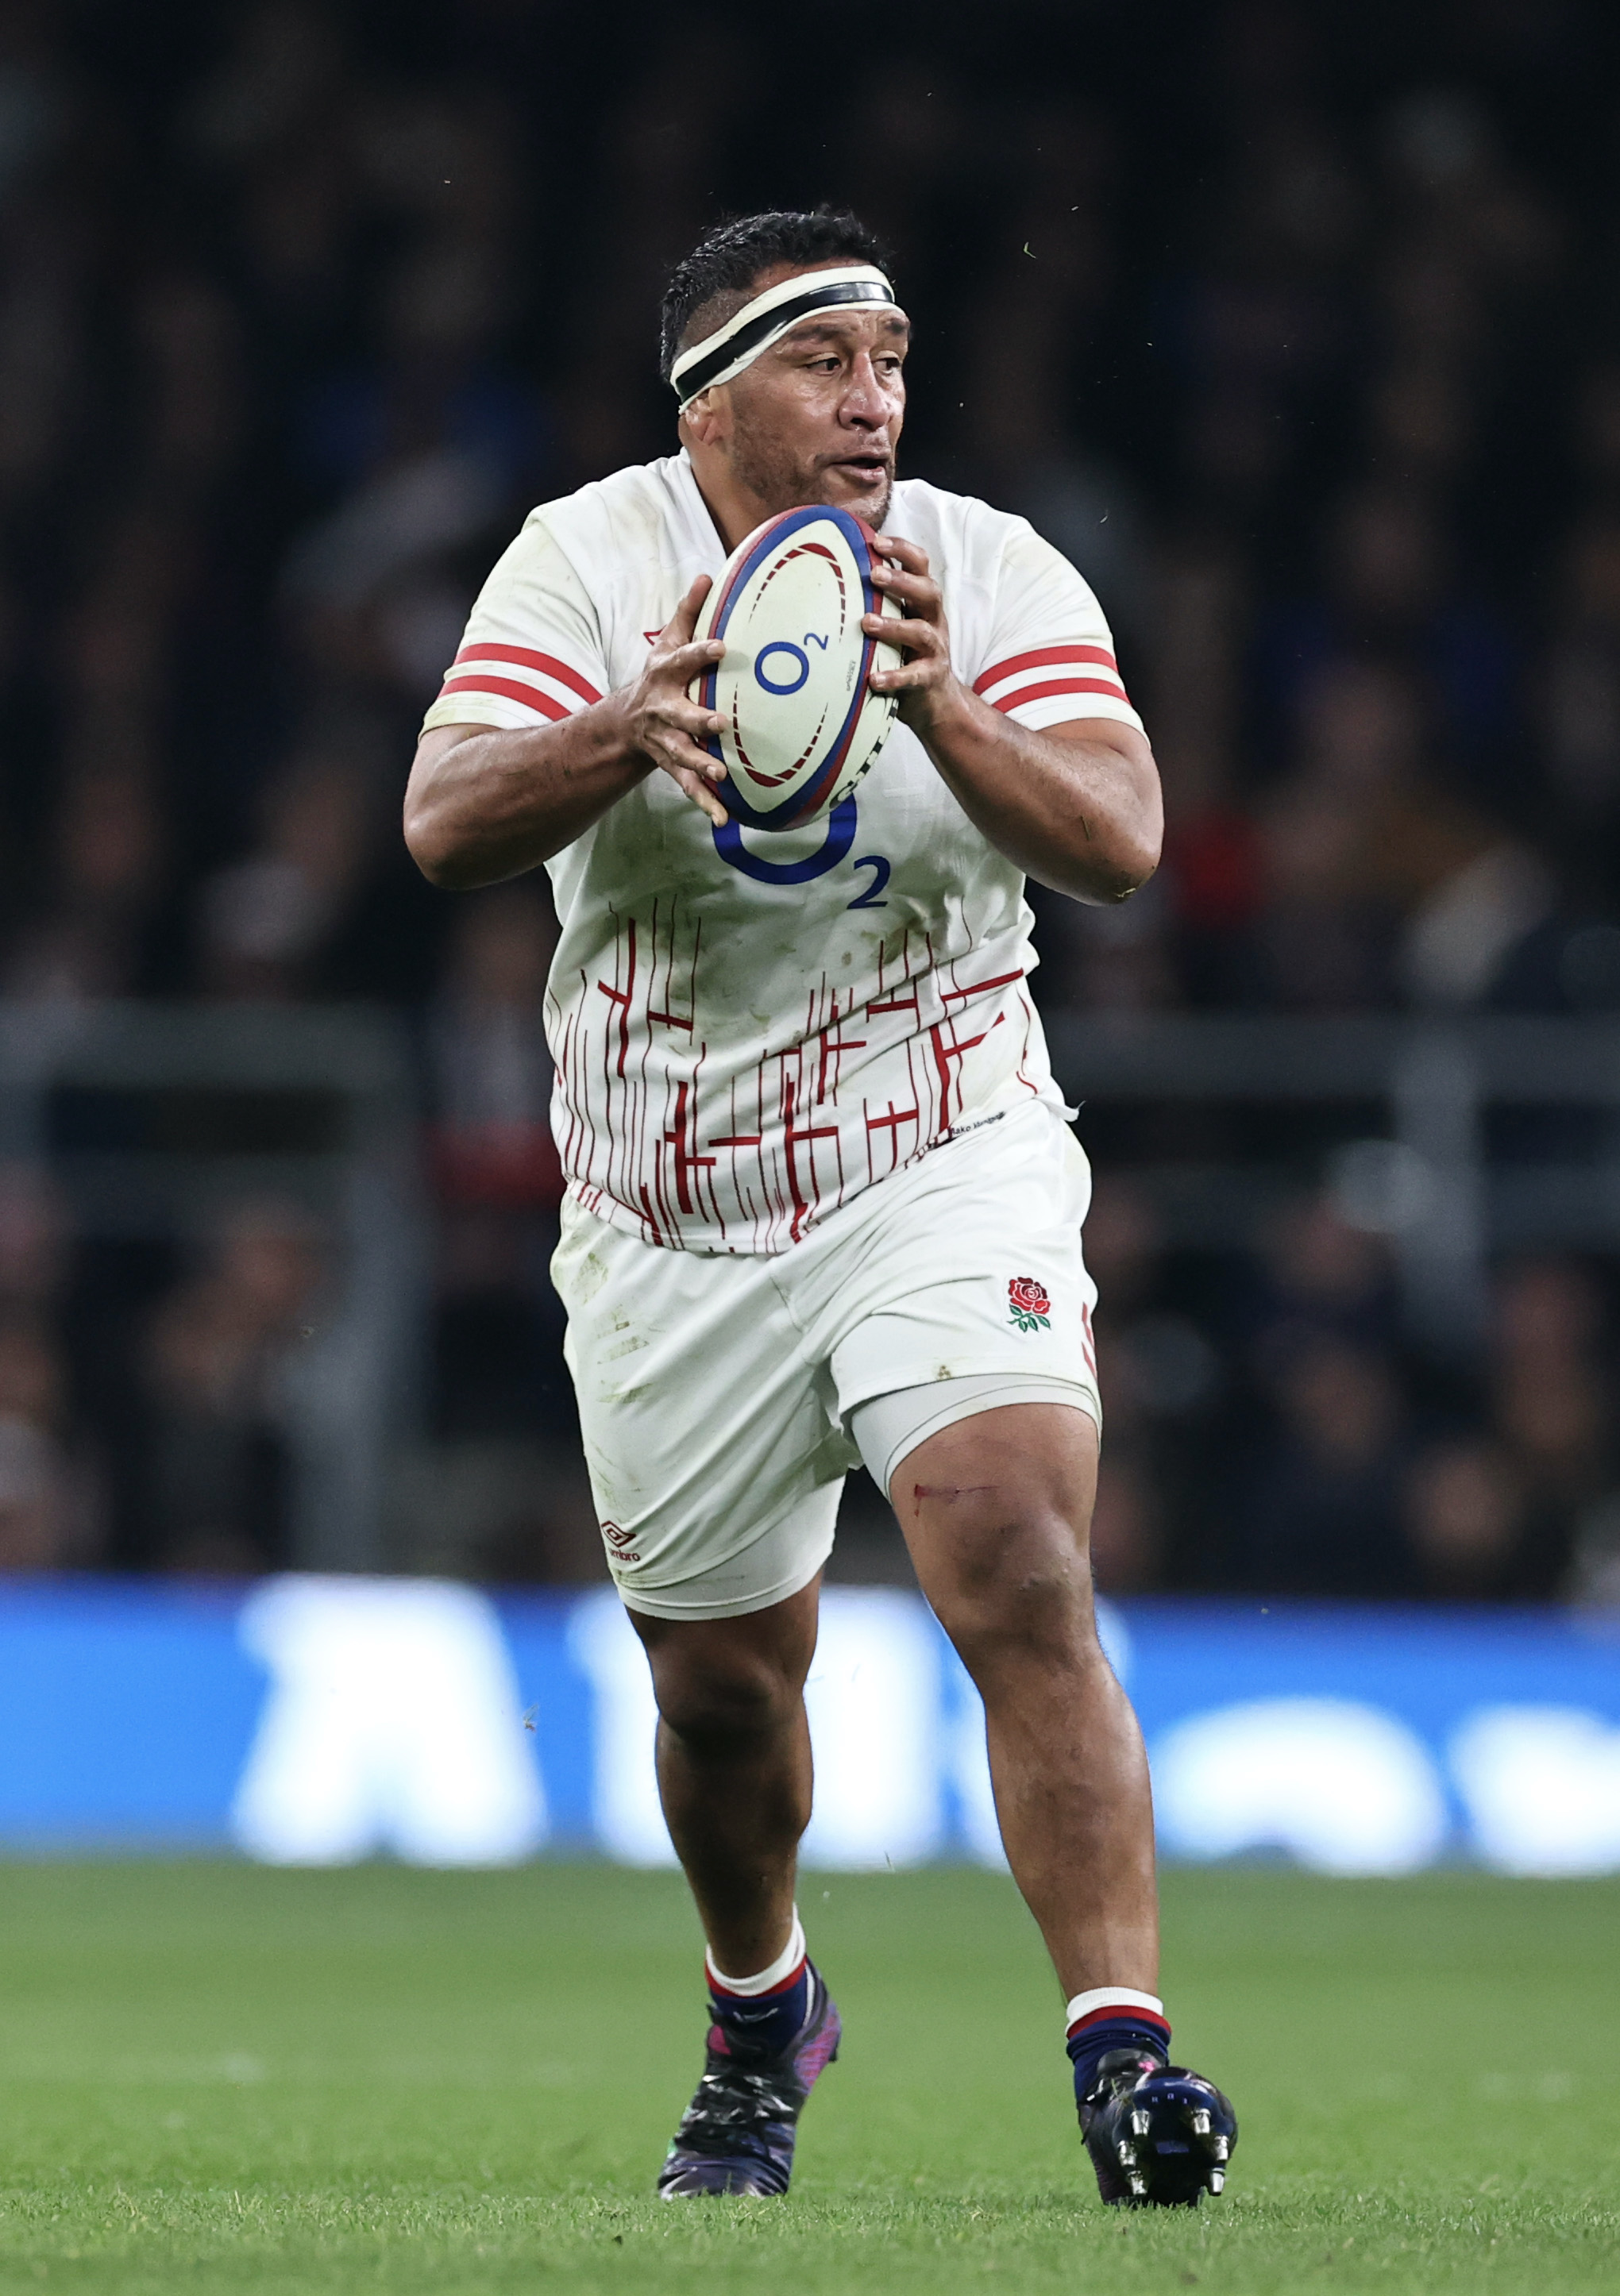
[
  {"left": 991, "top": 677, "right": 1135, "bottom": 714},
  {"left": 973, "top": 642, "right": 1117, "bottom": 695},
  {"left": 450, "top": 644, "right": 602, "bottom": 706},
  {"left": 438, "top": 676, "right": 572, "bottom": 721}
]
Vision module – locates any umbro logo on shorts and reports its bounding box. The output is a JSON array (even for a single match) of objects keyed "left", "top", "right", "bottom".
[
  {"left": 1008, "top": 1276, "right": 1051, "bottom": 1333},
  {"left": 600, "top": 1520, "right": 642, "bottom": 1564}
]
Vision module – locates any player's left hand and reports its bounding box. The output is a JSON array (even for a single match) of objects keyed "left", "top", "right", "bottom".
[{"left": 862, "top": 535, "right": 960, "bottom": 733}]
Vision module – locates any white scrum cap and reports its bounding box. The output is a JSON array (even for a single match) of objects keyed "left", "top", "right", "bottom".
[{"left": 670, "top": 265, "right": 904, "bottom": 406}]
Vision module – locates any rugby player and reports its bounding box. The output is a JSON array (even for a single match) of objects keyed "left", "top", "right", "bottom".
[{"left": 403, "top": 207, "right": 1236, "bottom": 2207}]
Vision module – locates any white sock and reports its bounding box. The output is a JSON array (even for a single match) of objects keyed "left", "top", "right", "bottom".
[
  {"left": 1065, "top": 1985, "right": 1166, "bottom": 2035},
  {"left": 707, "top": 1910, "right": 807, "bottom": 1997}
]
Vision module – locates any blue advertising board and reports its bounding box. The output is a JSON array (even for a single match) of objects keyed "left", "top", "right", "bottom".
[{"left": 0, "top": 1577, "right": 1616, "bottom": 1874}]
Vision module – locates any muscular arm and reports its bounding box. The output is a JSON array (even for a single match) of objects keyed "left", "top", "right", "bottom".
[
  {"left": 866, "top": 537, "right": 1162, "bottom": 905},
  {"left": 903, "top": 693, "right": 1160, "bottom": 904},
  {"left": 406, "top": 715, "right": 643, "bottom": 888},
  {"left": 403, "top": 578, "right": 729, "bottom": 889}
]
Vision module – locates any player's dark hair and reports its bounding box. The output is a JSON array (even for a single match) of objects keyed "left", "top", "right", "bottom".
[{"left": 660, "top": 207, "right": 894, "bottom": 383}]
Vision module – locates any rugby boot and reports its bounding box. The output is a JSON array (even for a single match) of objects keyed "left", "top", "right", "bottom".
[
  {"left": 1080, "top": 2046, "right": 1237, "bottom": 2206},
  {"left": 657, "top": 1960, "right": 841, "bottom": 2198}
]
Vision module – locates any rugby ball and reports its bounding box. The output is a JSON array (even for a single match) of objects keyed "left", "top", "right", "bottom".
[{"left": 692, "top": 504, "right": 903, "bottom": 831}]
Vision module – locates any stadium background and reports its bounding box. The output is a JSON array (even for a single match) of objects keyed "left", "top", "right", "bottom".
[
  {"left": 9, "top": 0, "right": 1620, "bottom": 1604},
  {"left": 0, "top": 0, "right": 1617, "bottom": 1865}
]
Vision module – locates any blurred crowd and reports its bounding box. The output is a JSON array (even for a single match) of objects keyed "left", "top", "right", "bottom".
[
  {"left": 1085, "top": 1181, "right": 1620, "bottom": 1605},
  {"left": 2, "top": 0, "right": 1619, "bottom": 1597}
]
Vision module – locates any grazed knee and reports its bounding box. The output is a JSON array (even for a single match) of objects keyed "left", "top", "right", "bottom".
[{"left": 926, "top": 1507, "right": 1101, "bottom": 1685}]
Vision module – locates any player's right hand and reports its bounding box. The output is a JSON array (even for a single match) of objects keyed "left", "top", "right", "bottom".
[{"left": 618, "top": 576, "right": 730, "bottom": 826}]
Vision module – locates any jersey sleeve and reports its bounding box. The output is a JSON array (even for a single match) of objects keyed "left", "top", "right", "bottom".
[
  {"left": 970, "top": 518, "right": 1144, "bottom": 737},
  {"left": 421, "top": 510, "right": 610, "bottom": 734}
]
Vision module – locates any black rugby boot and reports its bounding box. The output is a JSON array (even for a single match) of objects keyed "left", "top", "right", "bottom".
[
  {"left": 657, "top": 1960, "right": 841, "bottom": 2198},
  {"left": 1080, "top": 2046, "right": 1237, "bottom": 2206}
]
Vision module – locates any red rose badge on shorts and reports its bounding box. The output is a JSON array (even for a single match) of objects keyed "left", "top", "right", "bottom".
[{"left": 1008, "top": 1275, "right": 1051, "bottom": 1333}]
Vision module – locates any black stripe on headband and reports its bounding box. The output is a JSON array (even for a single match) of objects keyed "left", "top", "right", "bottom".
[{"left": 673, "top": 279, "right": 898, "bottom": 400}]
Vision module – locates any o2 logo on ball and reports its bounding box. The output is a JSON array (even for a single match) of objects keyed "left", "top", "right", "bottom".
[{"left": 753, "top": 637, "right": 824, "bottom": 695}]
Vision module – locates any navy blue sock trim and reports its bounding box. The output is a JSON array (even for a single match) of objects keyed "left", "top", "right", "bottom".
[
  {"left": 708, "top": 1963, "right": 812, "bottom": 2057},
  {"left": 1066, "top": 2015, "right": 1171, "bottom": 2104}
]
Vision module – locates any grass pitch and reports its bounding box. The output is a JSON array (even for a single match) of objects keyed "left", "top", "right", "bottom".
[{"left": 0, "top": 1862, "right": 1614, "bottom": 2293}]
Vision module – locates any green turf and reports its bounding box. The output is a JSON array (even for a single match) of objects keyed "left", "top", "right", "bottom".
[{"left": 0, "top": 1862, "right": 1614, "bottom": 2293}]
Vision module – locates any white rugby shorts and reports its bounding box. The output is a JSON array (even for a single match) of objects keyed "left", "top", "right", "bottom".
[{"left": 551, "top": 1100, "right": 1101, "bottom": 1620}]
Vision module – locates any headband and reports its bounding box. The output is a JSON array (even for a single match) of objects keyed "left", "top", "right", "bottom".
[{"left": 670, "top": 264, "right": 904, "bottom": 406}]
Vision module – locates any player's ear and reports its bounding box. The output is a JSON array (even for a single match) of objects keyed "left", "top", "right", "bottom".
[{"left": 681, "top": 388, "right": 728, "bottom": 450}]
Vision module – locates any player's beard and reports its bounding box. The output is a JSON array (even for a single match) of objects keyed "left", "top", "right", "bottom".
[{"left": 730, "top": 406, "right": 892, "bottom": 529}]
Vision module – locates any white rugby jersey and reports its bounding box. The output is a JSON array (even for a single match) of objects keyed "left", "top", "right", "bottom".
[{"left": 422, "top": 452, "right": 1144, "bottom": 1256}]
